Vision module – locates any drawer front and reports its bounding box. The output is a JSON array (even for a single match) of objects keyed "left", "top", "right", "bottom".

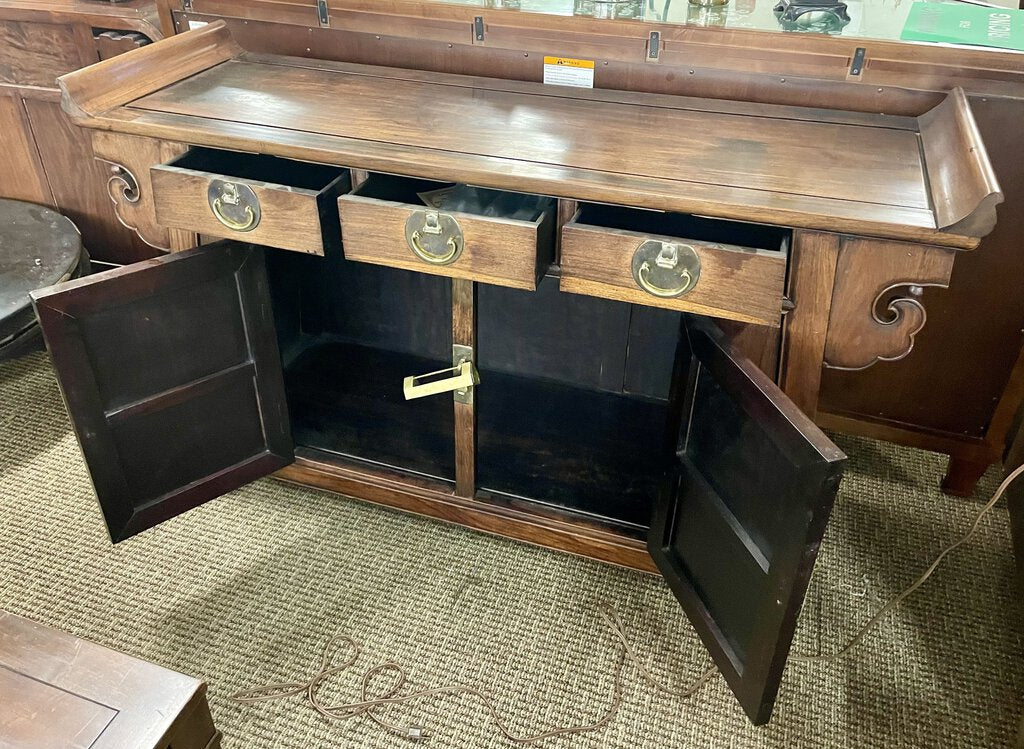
[
  {"left": 338, "top": 195, "right": 550, "bottom": 290},
  {"left": 560, "top": 223, "right": 787, "bottom": 326},
  {"left": 151, "top": 161, "right": 346, "bottom": 256}
]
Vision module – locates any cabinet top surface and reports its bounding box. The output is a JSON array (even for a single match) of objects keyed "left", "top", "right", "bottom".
[{"left": 58, "top": 22, "right": 1002, "bottom": 247}]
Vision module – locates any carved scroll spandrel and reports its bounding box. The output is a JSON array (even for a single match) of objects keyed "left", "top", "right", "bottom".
[
  {"left": 824, "top": 237, "right": 955, "bottom": 371},
  {"left": 90, "top": 131, "right": 194, "bottom": 253}
]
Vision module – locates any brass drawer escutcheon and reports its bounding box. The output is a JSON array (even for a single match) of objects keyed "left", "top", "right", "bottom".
[
  {"left": 631, "top": 239, "right": 700, "bottom": 298},
  {"left": 405, "top": 209, "right": 464, "bottom": 265},
  {"left": 208, "top": 180, "right": 261, "bottom": 232}
]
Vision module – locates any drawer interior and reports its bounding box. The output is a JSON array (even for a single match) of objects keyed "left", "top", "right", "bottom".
[
  {"left": 168, "top": 147, "right": 346, "bottom": 191},
  {"left": 476, "top": 277, "right": 682, "bottom": 534},
  {"left": 266, "top": 249, "right": 455, "bottom": 482},
  {"left": 573, "top": 203, "right": 791, "bottom": 252},
  {"left": 352, "top": 172, "right": 553, "bottom": 221}
]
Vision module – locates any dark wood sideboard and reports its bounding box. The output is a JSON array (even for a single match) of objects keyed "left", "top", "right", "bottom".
[
  {"left": 27, "top": 17, "right": 1004, "bottom": 724},
  {"left": 4, "top": 0, "right": 1023, "bottom": 492},
  {"left": 148, "top": 0, "right": 1024, "bottom": 496}
]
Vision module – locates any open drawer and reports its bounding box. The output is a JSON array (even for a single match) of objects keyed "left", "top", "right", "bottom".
[
  {"left": 151, "top": 147, "right": 350, "bottom": 255},
  {"left": 561, "top": 205, "right": 790, "bottom": 327},
  {"left": 338, "top": 173, "right": 555, "bottom": 290}
]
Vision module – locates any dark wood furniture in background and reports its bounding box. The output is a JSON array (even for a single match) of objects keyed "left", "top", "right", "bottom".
[
  {"left": 136, "top": 0, "right": 1024, "bottom": 498},
  {"left": 0, "top": 199, "right": 89, "bottom": 361},
  {"left": 29, "top": 18, "right": 1002, "bottom": 724},
  {"left": 0, "top": 0, "right": 193, "bottom": 265},
  {"left": 0, "top": 610, "right": 220, "bottom": 748}
]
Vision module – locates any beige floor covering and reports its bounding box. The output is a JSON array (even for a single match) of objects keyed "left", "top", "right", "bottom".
[{"left": 0, "top": 351, "right": 1021, "bottom": 748}]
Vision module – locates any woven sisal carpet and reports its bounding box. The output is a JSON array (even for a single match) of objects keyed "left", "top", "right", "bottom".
[{"left": 0, "top": 351, "right": 1021, "bottom": 748}]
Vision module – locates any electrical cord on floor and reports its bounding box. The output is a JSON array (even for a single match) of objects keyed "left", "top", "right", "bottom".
[
  {"left": 793, "top": 461, "right": 1024, "bottom": 664},
  {"left": 230, "top": 464, "right": 1024, "bottom": 742},
  {"left": 230, "top": 603, "right": 716, "bottom": 743}
]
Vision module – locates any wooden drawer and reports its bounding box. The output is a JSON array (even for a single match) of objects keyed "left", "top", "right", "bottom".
[
  {"left": 338, "top": 174, "right": 555, "bottom": 290},
  {"left": 151, "top": 148, "right": 349, "bottom": 255},
  {"left": 560, "top": 205, "right": 790, "bottom": 326}
]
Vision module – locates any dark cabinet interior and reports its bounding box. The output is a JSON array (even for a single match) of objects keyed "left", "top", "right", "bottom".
[
  {"left": 267, "top": 250, "right": 456, "bottom": 482},
  {"left": 477, "top": 277, "right": 682, "bottom": 535},
  {"left": 32, "top": 184, "right": 845, "bottom": 727}
]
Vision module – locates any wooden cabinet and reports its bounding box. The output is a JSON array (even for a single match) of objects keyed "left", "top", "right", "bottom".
[
  {"left": 0, "top": 1, "right": 175, "bottom": 266},
  {"left": 32, "top": 239, "right": 845, "bottom": 725},
  {"left": 31, "top": 17, "right": 1003, "bottom": 726},
  {"left": 149, "top": 0, "right": 1024, "bottom": 496}
]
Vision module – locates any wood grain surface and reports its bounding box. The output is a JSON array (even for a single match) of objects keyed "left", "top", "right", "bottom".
[
  {"left": 55, "top": 24, "right": 1001, "bottom": 247},
  {"left": 823, "top": 238, "right": 956, "bottom": 371},
  {"left": 919, "top": 88, "right": 1003, "bottom": 237},
  {"left": 338, "top": 191, "right": 550, "bottom": 290},
  {"left": 0, "top": 19, "right": 92, "bottom": 88},
  {"left": 58, "top": 19, "right": 238, "bottom": 117},
  {"left": 778, "top": 230, "right": 840, "bottom": 418},
  {"left": 0, "top": 610, "right": 219, "bottom": 749},
  {"left": 135, "top": 59, "right": 928, "bottom": 211},
  {"left": 152, "top": 158, "right": 348, "bottom": 255},
  {"left": 90, "top": 131, "right": 194, "bottom": 253},
  {"left": 0, "top": 95, "right": 51, "bottom": 205},
  {"left": 560, "top": 221, "right": 787, "bottom": 326},
  {"left": 277, "top": 452, "right": 658, "bottom": 572}
]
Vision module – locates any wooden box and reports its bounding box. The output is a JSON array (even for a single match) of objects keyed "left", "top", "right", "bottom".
[{"left": 0, "top": 610, "right": 220, "bottom": 749}]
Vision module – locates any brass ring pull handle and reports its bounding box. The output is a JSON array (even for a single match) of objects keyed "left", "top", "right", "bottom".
[
  {"left": 636, "top": 262, "right": 693, "bottom": 297},
  {"left": 405, "top": 210, "right": 464, "bottom": 266},
  {"left": 207, "top": 180, "right": 261, "bottom": 233},
  {"left": 409, "top": 231, "right": 460, "bottom": 264},
  {"left": 212, "top": 197, "right": 258, "bottom": 232},
  {"left": 630, "top": 240, "right": 701, "bottom": 300}
]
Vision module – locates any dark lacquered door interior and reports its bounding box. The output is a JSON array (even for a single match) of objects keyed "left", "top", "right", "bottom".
[
  {"left": 650, "top": 317, "right": 846, "bottom": 724},
  {"left": 32, "top": 242, "right": 293, "bottom": 542}
]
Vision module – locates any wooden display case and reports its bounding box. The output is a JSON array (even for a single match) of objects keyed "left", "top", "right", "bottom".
[{"left": 27, "top": 19, "right": 1003, "bottom": 724}]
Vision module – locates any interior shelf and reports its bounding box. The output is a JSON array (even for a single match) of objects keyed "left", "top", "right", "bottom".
[
  {"left": 477, "top": 370, "right": 670, "bottom": 533},
  {"left": 285, "top": 339, "right": 456, "bottom": 482}
]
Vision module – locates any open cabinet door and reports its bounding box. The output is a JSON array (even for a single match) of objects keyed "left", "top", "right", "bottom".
[
  {"left": 31, "top": 242, "right": 293, "bottom": 543},
  {"left": 649, "top": 316, "right": 846, "bottom": 725}
]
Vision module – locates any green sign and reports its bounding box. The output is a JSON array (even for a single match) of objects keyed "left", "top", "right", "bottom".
[{"left": 901, "top": 2, "right": 1024, "bottom": 51}]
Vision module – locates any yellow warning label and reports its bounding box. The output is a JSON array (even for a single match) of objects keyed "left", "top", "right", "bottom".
[
  {"left": 542, "top": 56, "right": 595, "bottom": 88},
  {"left": 542, "top": 56, "right": 595, "bottom": 69}
]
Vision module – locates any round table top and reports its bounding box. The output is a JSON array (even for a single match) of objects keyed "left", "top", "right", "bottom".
[{"left": 0, "top": 200, "right": 82, "bottom": 323}]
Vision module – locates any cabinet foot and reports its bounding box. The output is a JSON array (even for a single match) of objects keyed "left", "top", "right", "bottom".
[{"left": 940, "top": 456, "right": 991, "bottom": 497}]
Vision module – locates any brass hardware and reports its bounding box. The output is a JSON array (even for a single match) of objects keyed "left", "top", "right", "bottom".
[
  {"left": 631, "top": 240, "right": 701, "bottom": 298},
  {"left": 208, "top": 180, "right": 260, "bottom": 233},
  {"left": 403, "top": 360, "right": 479, "bottom": 401},
  {"left": 405, "top": 210, "right": 464, "bottom": 265}
]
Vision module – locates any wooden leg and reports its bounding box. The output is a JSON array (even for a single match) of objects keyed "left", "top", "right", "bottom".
[
  {"left": 940, "top": 456, "right": 991, "bottom": 497},
  {"left": 778, "top": 230, "right": 840, "bottom": 417}
]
